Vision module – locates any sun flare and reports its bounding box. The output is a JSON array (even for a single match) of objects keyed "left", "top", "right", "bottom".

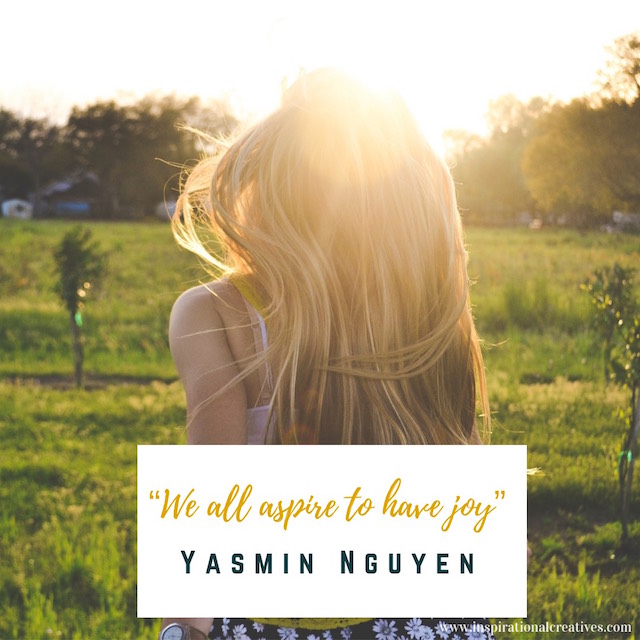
[
  {"left": 227, "top": 3, "right": 487, "bottom": 159},
  {"left": 2, "top": 0, "right": 632, "bottom": 155}
]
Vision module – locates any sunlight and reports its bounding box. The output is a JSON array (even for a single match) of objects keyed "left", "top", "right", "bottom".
[
  {"left": 2, "top": 0, "right": 634, "bottom": 151},
  {"left": 223, "top": 2, "right": 492, "bottom": 159},
  {"left": 214, "top": 0, "right": 630, "bottom": 159}
]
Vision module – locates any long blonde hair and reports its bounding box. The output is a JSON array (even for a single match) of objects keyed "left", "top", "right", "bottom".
[{"left": 173, "top": 69, "right": 489, "bottom": 445}]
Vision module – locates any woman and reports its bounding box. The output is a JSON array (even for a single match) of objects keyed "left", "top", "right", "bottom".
[{"left": 161, "top": 69, "right": 494, "bottom": 640}]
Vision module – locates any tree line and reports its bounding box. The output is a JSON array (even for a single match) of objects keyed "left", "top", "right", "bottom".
[
  {"left": 448, "top": 32, "right": 640, "bottom": 227},
  {"left": 1, "top": 32, "right": 638, "bottom": 225},
  {"left": 0, "top": 95, "right": 235, "bottom": 218}
]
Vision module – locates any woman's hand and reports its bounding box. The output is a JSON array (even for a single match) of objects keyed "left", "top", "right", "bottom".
[{"left": 159, "top": 618, "right": 212, "bottom": 640}]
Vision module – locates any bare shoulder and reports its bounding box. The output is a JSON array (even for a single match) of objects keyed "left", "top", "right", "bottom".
[
  {"left": 169, "top": 281, "right": 236, "bottom": 371},
  {"left": 169, "top": 281, "right": 241, "bottom": 340}
]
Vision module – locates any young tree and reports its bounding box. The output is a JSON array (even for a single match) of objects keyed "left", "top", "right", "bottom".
[
  {"left": 582, "top": 265, "right": 638, "bottom": 383},
  {"left": 53, "top": 227, "right": 106, "bottom": 388},
  {"left": 582, "top": 264, "right": 640, "bottom": 547}
]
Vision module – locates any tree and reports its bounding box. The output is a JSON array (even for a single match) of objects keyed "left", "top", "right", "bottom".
[
  {"left": 65, "top": 100, "right": 135, "bottom": 216},
  {"left": 451, "top": 130, "right": 533, "bottom": 221},
  {"left": 53, "top": 227, "right": 107, "bottom": 388},
  {"left": 0, "top": 109, "right": 68, "bottom": 213},
  {"left": 0, "top": 155, "right": 33, "bottom": 200},
  {"left": 14, "top": 117, "right": 68, "bottom": 217},
  {"left": 582, "top": 264, "right": 640, "bottom": 547},
  {"left": 485, "top": 94, "right": 549, "bottom": 136},
  {"left": 582, "top": 265, "right": 638, "bottom": 384},
  {"left": 64, "top": 95, "right": 236, "bottom": 217},
  {"left": 443, "top": 129, "right": 483, "bottom": 164},
  {"left": 448, "top": 95, "right": 545, "bottom": 222},
  {"left": 522, "top": 33, "right": 640, "bottom": 222},
  {"left": 522, "top": 98, "right": 640, "bottom": 219},
  {"left": 598, "top": 31, "right": 640, "bottom": 104},
  {"left": 0, "top": 109, "right": 23, "bottom": 157}
]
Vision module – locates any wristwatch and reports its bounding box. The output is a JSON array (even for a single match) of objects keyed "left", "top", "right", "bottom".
[{"left": 160, "top": 623, "right": 208, "bottom": 640}]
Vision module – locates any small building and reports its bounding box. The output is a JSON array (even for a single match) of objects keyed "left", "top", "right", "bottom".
[
  {"left": 41, "top": 173, "right": 101, "bottom": 218},
  {"left": 611, "top": 210, "right": 640, "bottom": 233},
  {"left": 1, "top": 199, "right": 33, "bottom": 219},
  {"left": 155, "top": 199, "right": 177, "bottom": 220}
]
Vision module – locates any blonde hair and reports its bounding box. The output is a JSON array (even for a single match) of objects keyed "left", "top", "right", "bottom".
[{"left": 173, "top": 69, "right": 489, "bottom": 445}]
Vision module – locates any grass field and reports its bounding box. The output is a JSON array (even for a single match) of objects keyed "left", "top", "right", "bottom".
[{"left": 1, "top": 219, "right": 639, "bottom": 639}]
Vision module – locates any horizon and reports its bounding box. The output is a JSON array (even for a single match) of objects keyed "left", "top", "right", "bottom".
[{"left": 2, "top": 1, "right": 639, "bottom": 153}]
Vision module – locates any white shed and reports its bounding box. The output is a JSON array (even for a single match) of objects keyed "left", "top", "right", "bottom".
[{"left": 2, "top": 199, "right": 33, "bottom": 219}]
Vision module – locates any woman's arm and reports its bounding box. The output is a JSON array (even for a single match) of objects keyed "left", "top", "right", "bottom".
[
  {"left": 169, "top": 284, "right": 248, "bottom": 444},
  {"left": 160, "top": 286, "right": 249, "bottom": 637}
]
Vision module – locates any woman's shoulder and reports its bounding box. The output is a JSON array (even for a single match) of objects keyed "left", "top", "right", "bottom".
[
  {"left": 169, "top": 283, "right": 220, "bottom": 366},
  {"left": 170, "top": 279, "right": 242, "bottom": 328},
  {"left": 169, "top": 280, "right": 247, "bottom": 379},
  {"left": 169, "top": 280, "right": 245, "bottom": 357},
  {"left": 172, "top": 279, "right": 237, "bottom": 312}
]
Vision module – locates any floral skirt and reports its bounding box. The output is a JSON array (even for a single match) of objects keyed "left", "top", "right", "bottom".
[{"left": 208, "top": 618, "right": 496, "bottom": 640}]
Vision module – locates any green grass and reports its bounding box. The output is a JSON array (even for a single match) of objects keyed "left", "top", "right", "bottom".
[
  {"left": 1, "top": 220, "right": 640, "bottom": 638},
  {"left": 0, "top": 380, "right": 186, "bottom": 640},
  {"left": 0, "top": 219, "right": 204, "bottom": 379}
]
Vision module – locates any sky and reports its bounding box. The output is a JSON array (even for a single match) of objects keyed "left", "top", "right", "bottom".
[{"left": 2, "top": 0, "right": 639, "bottom": 152}]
